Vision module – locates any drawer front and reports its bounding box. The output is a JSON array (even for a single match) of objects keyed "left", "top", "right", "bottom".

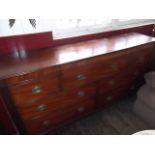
[
  {"left": 99, "top": 72, "right": 138, "bottom": 94},
  {"left": 128, "top": 77, "right": 145, "bottom": 93},
  {"left": 5, "top": 67, "right": 59, "bottom": 86},
  {"left": 8, "top": 76, "right": 60, "bottom": 105},
  {"left": 16, "top": 85, "right": 96, "bottom": 120},
  {"left": 98, "top": 88, "right": 129, "bottom": 107},
  {"left": 23, "top": 100, "right": 95, "bottom": 134},
  {"left": 61, "top": 54, "right": 129, "bottom": 89},
  {"left": 128, "top": 45, "right": 153, "bottom": 73}
]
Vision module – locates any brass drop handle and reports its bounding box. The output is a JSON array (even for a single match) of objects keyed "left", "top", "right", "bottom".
[
  {"left": 77, "top": 106, "right": 85, "bottom": 113},
  {"left": 106, "top": 95, "right": 113, "bottom": 101},
  {"left": 77, "top": 91, "right": 85, "bottom": 97},
  {"left": 77, "top": 74, "right": 86, "bottom": 80},
  {"left": 32, "top": 85, "right": 42, "bottom": 94},
  {"left": 37, "top": 104, "right": 48, "bottom": 111},
  {"left": 111, "top": 63, "right": 118, "bottom": 70},
  {"left": 42, "top": 120, "right": 51, "bottom": 128},
  {"left": 108, "top": 80, "right": 115, "bottom": 86},
  {"left": 134, "top": 71, "right": 139, "bottom": 76}
]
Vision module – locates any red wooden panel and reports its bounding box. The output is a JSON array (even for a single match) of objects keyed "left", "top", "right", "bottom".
[
  {"left": 0, "top": 32, "right": 53, "bottom": 54},
  {"left": 15, "top": 32, "right": 53, "bottom": 51},
  {"left": 0, "top": 38, "right": 6, "bottom": 52},
  {"left": 3, "top": 37, "right": 18, "bottom": 53},
  {"left": 0, "top": 96, "right": 17, "bottom": 134}
]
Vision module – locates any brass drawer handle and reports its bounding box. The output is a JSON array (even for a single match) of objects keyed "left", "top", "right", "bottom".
[
  {"left": 111, "top": 64, "right": 118, "bottom": 70},
  {"left": 37, "top": 104, "right": 48, "bottom": 111},
  {"left": 42, "top": 120, "right": 51, "bottom": 128},
  {"left": 32, "top": 85, "right": 42, "bottom": 94},
  {"left": 76, "top": 74, "right": 86, "bottom": 80},
  {"left": 106, "top": 96, "right": 113, "bottom": 101},
  {"left": 77, "top": 106, "right": 85, "bottom": 113},
  {"left": 108, "top": 80, "right": 115, "bottom": 86},
  {"left": 134, "top": 71, "right": 139, "bottom": 76},
  {"left": 77, "top": 91, "right": 85, "bottom": 97}
]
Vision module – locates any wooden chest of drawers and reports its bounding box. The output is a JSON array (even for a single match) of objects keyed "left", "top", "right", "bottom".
[{"left": 0, "top": 33, "right": 155, "bottom": 134}]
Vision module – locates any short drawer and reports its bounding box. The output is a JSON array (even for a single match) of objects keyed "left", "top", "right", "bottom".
[
  {"left": 16, "top": 85, "right": 96, "bottom": 120},
  {"left": 99, "top": 73, "right": 136, "bottom": 94},
  {"left": 23, "top": 100, "right": 95, "bottom": 134},
  {"left": 98, "top": 88, "right": 129, "bottom": 107},
  {"left": 128, "top": 45, "right": 153, "bottom": 73},
  {"left": 61, "top": 54, "right": 129, "bottom": 89},
  {"left": 128, "top": 77, "right": 145, "bottom": 93},
  {"left": 5, "top": 67, "right": 59, "bottom": 86},
  {"left": 8, "top": 76, "right": 60, "bottom": 105}
]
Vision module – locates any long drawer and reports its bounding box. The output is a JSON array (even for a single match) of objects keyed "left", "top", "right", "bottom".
[{"left": 61, "top": 53, "right": 129, "bottom": 90}]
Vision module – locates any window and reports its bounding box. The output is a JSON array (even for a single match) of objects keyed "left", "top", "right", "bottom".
[
  {"left": 52, "top": 19, "right": 155, "bottom": 39},
  {"left": 0, "top": 19, "right": 154, "bottom": 39}
]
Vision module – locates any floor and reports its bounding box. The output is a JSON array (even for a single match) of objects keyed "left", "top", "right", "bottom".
[{"left": 53, "top": 95, "right": 152, "bottom": 135}]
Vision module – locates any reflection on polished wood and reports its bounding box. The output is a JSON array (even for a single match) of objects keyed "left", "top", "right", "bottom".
[{"left": 0, "top": 32, "right": 155, "bottom": 80}]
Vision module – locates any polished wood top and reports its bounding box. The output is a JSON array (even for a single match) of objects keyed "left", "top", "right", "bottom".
[{"left": 0, "top": 32, "right": 155, "bottom": 80}]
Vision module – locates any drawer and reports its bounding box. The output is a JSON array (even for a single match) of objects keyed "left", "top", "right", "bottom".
[
  {"left": 128, "top": 77, "right": 145, "bottom": 93},
  {"left": 23, "top": 100, "right": 95, "bottom": 134},
  {"left": 5, "top": 67, "right": 59, "bottom": 86},
  {"left": 16, "top": 85, "right": 96, "bottom": 120},
  {"left": 61, "top": 54, "right": 129, "bottom": 89},
  {"left": 98, "top": 88, "right": 129, "bottom": 107},
  {"left": 128, "top": 45, "right": 153, "bottom": 72},
  {"left": 8, "top": 76, "right": 60, "bottom": 104},
  {"left": 99, "top": 73, "right": 137, "bottom": 94}
]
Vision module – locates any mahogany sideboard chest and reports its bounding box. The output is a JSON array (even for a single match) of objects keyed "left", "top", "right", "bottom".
[{"left": 0, "top": 32, "right": 155, "bottom": 134}]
